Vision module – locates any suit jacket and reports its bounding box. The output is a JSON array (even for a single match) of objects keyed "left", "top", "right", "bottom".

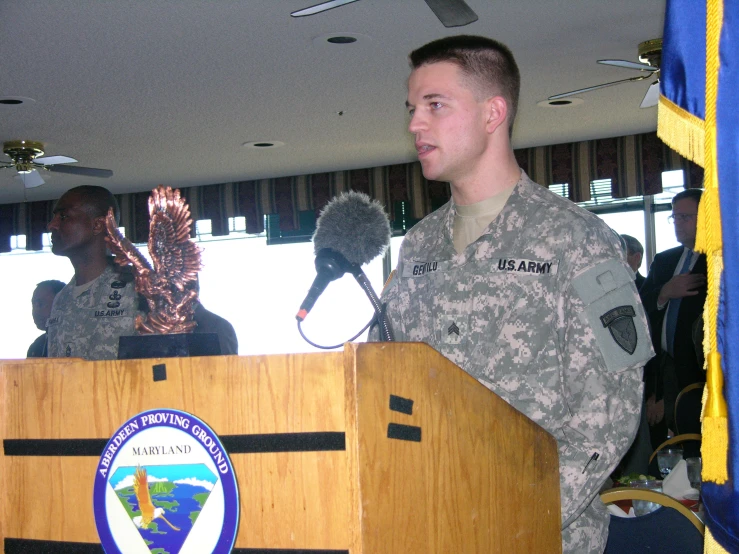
[
  {"left": 27, "top": 333, "right": 48, "bottom": 358},
  {"left": 640, "top": 246, "right": 707, "bottom": 398},
  {"left": 193, "top": 303, "right": 239, "bottom": 355},
  {"left": 635, "top": 271, "right": 646, "bottom": 291}
]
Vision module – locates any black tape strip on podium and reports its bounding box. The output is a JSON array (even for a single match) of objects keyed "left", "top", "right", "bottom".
[
  {"left": 389, "top": 394, "right": 414, "bottom": 415},
  {"left": 220, "top": 432, "right": 346, "bottom": 453},
  {"left": 3, "top": 432, "right": 346, "bottom": 457},
  {"left": 5, "top": 539, "right": 349, "bottom": 553},
  {"left": 5, "top": 539, "right": 103, "bottom": 553},
  {"left": 3, "top": 438, "right": 108, "bottom": 456},
  {"left": 387, "top": 423, "right": 422, "bottom": 442},
  {"left": 237, "top": 548, "right": 349, "bottom": 554}
]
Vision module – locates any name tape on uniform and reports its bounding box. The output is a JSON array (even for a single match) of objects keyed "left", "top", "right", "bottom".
[{"left": 403, "top": 258, "right": 558, "bottom": 278}]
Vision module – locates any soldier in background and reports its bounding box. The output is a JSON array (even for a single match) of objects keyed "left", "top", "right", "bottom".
[
  {"left": 377, "top": 35, "right": 654, "bottom": 552},
  {"left": 46, "top": 186, "right": 139, "bottom": 360},
  {"left": 621, "top": 234, "right": 646, "bottom": 290},
  {"left": 27, "top": 279, "right": 66, "bottom": 357}
]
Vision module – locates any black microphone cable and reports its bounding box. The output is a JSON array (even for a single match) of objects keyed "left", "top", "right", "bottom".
[
  {"left": 351, "top": 267, "right": 394, "bottom": 342},
  {"left": 297, "top": 316, "right": 375, "bottom": 350}
]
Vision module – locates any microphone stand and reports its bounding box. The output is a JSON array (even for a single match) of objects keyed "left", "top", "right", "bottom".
[
  {"left": 297, "top": 248, "right": 394, "bottom": 344},
  {"left": 347, "top": 265, "right": 394, "bottom": 342}
]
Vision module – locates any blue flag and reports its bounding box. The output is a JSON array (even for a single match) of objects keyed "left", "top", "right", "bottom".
[{"left": 659, "top": 0, "right": 739, "bottom": 551}]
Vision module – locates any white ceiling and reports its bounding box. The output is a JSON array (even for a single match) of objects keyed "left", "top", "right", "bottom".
[{"left": 0, "top": 0, "right": 665, "bottom": 205}]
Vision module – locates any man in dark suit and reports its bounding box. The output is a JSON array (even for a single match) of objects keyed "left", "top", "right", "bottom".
[
  {"left": 640, "top": 188, "right": 706, "bottom": 447},
  {"left": 621, "top": 234, "right": 646, "bottom": 290}
]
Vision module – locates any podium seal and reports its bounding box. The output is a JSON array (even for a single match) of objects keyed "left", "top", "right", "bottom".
[{"left": 93, "top": 409, "right": 239, "bottom": 553}]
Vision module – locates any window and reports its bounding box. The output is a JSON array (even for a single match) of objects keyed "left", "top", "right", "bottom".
[
  {"left": 653, "top": 170, "right": 685, "bottom": 253},
  {"left": 0, "top": 168, "right": 694, "bottom": 360},
  {"left": 548, "top": 183, "right": 568, "bottom": 199},
  {"left": 11, "top": 234, "right": 26, "bottom": 250},
  {"left": 597, "top": 210, "right": 647, "bottom": 272},
  {"left": 196, "top": 236, "right": 386, "bottom": 356},
  {"left": 0, "top": 230, "right": 388, "bottom": 359},
  {"left": 0, "top": 248, "right": 73, "bottom": 358}
]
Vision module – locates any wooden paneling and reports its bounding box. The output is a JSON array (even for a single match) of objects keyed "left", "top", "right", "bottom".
[
  {"left": 0, "top": 344, "right": 561, "bottom": 552},
  {"left": 351, "top": 342, "right": 562, "bottom": 554}
]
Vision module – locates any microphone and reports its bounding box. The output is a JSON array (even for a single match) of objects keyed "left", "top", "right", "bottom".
[
  {"left": 296, "top": 248, "right": 359, "bottom": 321},
  {"left": 296, "top": 191, "right": 391, "bottom": 322},
  {"left": 312, "top": 190, "right": 391, "bottom": 265}
]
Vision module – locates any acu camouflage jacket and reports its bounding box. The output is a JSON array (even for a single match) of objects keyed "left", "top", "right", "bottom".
[{"left": 379, "top": 172, "right": 654, "bottom": 543}]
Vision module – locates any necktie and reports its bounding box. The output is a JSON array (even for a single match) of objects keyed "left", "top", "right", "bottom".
[{"left": 664, "top": 251, "right": 693, "bottom": 357}]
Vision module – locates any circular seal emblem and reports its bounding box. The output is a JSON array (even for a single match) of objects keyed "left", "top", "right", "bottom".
[{"left": 93, "top": 409, "right": 239, "bottom": 553}]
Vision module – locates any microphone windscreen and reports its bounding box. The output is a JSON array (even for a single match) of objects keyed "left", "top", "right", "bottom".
[{"left": 312, "top": 191, "right": 391, "bottom": 266}]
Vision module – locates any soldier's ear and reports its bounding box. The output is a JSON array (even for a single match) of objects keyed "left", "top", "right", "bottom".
[
  {"left": 485, "top": 96, "right": 508, "bottom": 135},
  {"left": 92, "top": 215, "right": 107, "bottom": 236}
]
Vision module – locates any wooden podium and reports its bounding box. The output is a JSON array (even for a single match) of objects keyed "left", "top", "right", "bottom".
[{"left": 0, "top": 342, "right": 561, "bottom": 553}]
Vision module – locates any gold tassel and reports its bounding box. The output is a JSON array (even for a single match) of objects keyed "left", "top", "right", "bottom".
[
  {"left": 705, "top": 527, "right": 730, "bottom": 553},
  {"left": 702, "top": 352, "right": 728, "bottom": 482},
  {"left": 657, "top": 95, "right": 705, "bottom": 167},
  {"left": 698, "top": 0, "right": 728, "bottom": 489}
]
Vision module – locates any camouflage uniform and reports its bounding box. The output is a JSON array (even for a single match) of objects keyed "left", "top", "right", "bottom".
[
  {"left": 47, "top": 261, "right": 139, "bottom": 360},
  {"left": 378, "top": 172, "right": 654, "bottom": 553}
]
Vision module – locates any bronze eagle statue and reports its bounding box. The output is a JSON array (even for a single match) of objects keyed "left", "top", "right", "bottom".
[{"left": 104, "top": 185, "right": 202, "bottom": 334}]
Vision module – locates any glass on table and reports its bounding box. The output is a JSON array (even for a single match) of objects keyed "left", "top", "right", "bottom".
[
  {"left": 686, "top": 457, "right": 702, "bottom": 490},
  {"left": 657, "top": 447, "right": 684, "bottom": 478},
  {"left": 629, "top": 479, "right": 663, "bottom": 516}
]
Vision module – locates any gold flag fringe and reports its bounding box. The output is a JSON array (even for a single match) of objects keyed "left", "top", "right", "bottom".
[
  {"left": 705, "top": 527, "right": 729, "bottom": 554},
  {"left": 657, "top": 95, "right": 705, "bottom": 167}
]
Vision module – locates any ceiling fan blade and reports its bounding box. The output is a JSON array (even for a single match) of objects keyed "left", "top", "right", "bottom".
[
  {"left": 424, "top": 0, "right": 478, "bottom": 27},
  {"left": 44, "top": 164, "right": 113, "bottom": 178},
  {"left": 548, "top": 75, "right": 649, "bottom": 100},
  {"left": 598, "top": 59, "right": 658, "bottom": 72},
  {"left": 35, "top": 155, "right": 78, "bottom": 165},
  {"left": 291, "top": 0, "right": 359, "bottom": 17},
  {"left": 15, "top": 170, "right": 45, "bottom": 188},
  {"left": 640, "top": 81, "right": 660, "bottom": 108}
]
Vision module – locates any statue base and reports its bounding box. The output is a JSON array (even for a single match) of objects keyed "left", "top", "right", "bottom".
[{"left": 117, "top": 333, "right": 221, "bottom": 360}]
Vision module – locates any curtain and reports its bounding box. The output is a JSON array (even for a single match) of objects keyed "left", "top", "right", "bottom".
[{"left": 0, "top": 131, "right": 703, "bottom": 252}]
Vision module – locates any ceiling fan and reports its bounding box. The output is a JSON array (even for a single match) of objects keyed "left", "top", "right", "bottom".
[
  {"left": 549, "top": 39, "right": 662, "bottom": 108},
  {"left": 291, "top": 0, "right": 478, "bottom": 28},
  {"left": 0, "top": 140, "right": 113, "bottom": 188}
]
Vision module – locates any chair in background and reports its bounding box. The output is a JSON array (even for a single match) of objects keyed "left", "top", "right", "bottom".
[
  {"left": 601, "top": 487, "right": 704, "bottom": 554},
  {"left": 674, "top": 382, "right": 704, "bottom": 436},
  {"left": 649, "top": 433, "right": 702, "bottom": 464}
]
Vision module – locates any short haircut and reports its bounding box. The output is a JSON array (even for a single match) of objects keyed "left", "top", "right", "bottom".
[
  {"left": 620, "top": 234, "right": 644, "bottom": 256},
  {"left": 65, "top": 185, "right": 120, "bottom": 224},
  {"left": 35, "top": 279, "right": 66, "bottom": 295},
  {"left": 409, "top": 35, "right": 521, "bottom": 136},
  {"left": 672, "top": 188, "right": 703, "bottom": 206}
]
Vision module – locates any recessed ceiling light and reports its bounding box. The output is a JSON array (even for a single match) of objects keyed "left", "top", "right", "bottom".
[
  {"left": 327, "top": 36, "right": 357, "bottom": 44},
  {"left": 537, "top": 98, "right": 584, "bottom": 108},
  {"left": 0, "top": 96, "right": 36, "bottom": 107},
  {"left": 312, "top": 32, "right": 371, "bottom": 48},
  {"left": 242, "top": 141, "right": 285, "bottom": 149}
]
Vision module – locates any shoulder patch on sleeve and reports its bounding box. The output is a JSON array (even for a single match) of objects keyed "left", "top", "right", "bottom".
[{"left": 572, "top": 259, "right": 653, "bottom": 372}]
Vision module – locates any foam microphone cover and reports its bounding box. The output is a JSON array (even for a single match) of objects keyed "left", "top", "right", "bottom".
[{"left": 312, "top": 191, "right": 391, "bottom": 266}]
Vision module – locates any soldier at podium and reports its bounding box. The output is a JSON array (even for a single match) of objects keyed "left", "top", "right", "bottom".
[{"left": 377, "top": 36, "right": 654, "bottom": 553}]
